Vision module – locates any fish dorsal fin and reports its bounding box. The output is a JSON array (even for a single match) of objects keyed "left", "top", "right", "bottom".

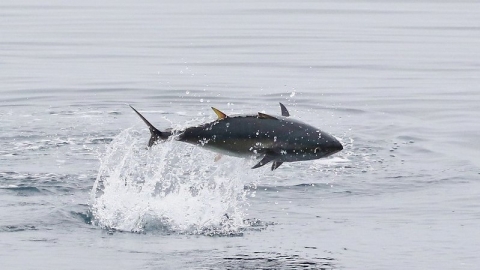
[
  {"left": 211, "top": 107, "right": 227, "bottom": 119},
  {"left": 279, "top": 102, "right": 290, "bottom": 117},
  {"left": 258, "top": 112, "right": 278, "bottom": 120}
]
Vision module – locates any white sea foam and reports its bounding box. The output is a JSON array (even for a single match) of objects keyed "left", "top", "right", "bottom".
[{"left": 90, "top": 128, "right": 257, "bottom": 234}]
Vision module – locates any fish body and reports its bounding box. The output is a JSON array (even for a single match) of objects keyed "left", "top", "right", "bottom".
[{"left": 130, "top": 103, "right": 343, "bottom": 170}]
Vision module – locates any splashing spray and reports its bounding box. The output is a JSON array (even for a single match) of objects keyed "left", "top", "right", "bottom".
[{"left": 91, "top": 128, "right": 256, "bottom": 235}]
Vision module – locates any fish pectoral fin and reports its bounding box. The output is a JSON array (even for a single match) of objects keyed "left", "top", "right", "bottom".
[
  {"left": 279, "top": 103, "right": 290, "bottom": 117},
  {"left": 214, "top": 154, "right": 223, "bottom": 162},
  {"left": 211, "top": 107, "right": 227, "bottom": 119},
  {"left": 271, "top": 161, "right": 283, "bottom": 171},
  {"left": 252, "top": 154, "right": 276, "bottom": 169},
  {"left": 257, "top": 112, "right": 278, "bottom": 120}
]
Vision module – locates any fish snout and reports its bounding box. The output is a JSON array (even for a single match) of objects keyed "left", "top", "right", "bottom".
[
  {"left": 310, "top": 135, "right": 343, "bottom": 159},
  {"left": 324, "top": 136, "right": 343, "bottom": 156},
  {"left": 332, "top": 137, "right": 343, "bottom": 152}
]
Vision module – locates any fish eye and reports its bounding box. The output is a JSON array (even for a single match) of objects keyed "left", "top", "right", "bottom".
[{"left": 314, "top": 147, "right": 320, "bottom": 153}]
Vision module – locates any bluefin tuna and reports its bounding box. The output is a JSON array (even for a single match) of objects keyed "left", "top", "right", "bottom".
[{"left": 130, "top": 103, "right": 343, "bottom": 170}]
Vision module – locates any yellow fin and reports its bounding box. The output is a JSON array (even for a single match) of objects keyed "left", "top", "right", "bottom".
[
  {"left": 258, "top": 112, "right": 278, "bottom": 120},
  {"left": 211, "top": 107, "right": 227, "bottom": 119}
]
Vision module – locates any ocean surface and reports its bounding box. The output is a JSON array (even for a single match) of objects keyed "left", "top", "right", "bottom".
[{"left": 1, "top": 0, "right": 479, "bottom": 269}]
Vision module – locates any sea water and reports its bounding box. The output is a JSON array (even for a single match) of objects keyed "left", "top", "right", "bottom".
[{"left": 1, "top": 0, "right": 479, "bottom": 269}]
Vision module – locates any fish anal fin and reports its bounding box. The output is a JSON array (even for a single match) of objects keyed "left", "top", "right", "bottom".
[
  {"left": 271, "top": 161, "right": 283, "bottom": 170},
  {"left": 258, "top": 112, "right": 278, "bottom": 120},
  {"left": 211, "top": 107, "right": 227, "bottom": 120},
  {"left": 279, "top": 102, "right": 290, "bottom": 117},
  {"left": 214, "top": 154, "right": 223, "bottom": 162},
  {"left": 252, "top": 154, "right": 275, "bottom": 169}
]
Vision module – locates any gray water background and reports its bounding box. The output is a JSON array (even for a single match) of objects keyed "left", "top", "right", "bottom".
[{"left": 1, "top": 0, "right": 480, "bottom": 269}]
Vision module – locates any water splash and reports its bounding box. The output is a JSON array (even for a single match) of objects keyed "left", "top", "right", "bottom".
[{"left": 90, "top": 128, "right": 256, "bottom": 235}]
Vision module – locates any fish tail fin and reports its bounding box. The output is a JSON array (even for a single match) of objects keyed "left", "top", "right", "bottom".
[{"left": 129, "top": 105, "right": 170, "bottom": 147}]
